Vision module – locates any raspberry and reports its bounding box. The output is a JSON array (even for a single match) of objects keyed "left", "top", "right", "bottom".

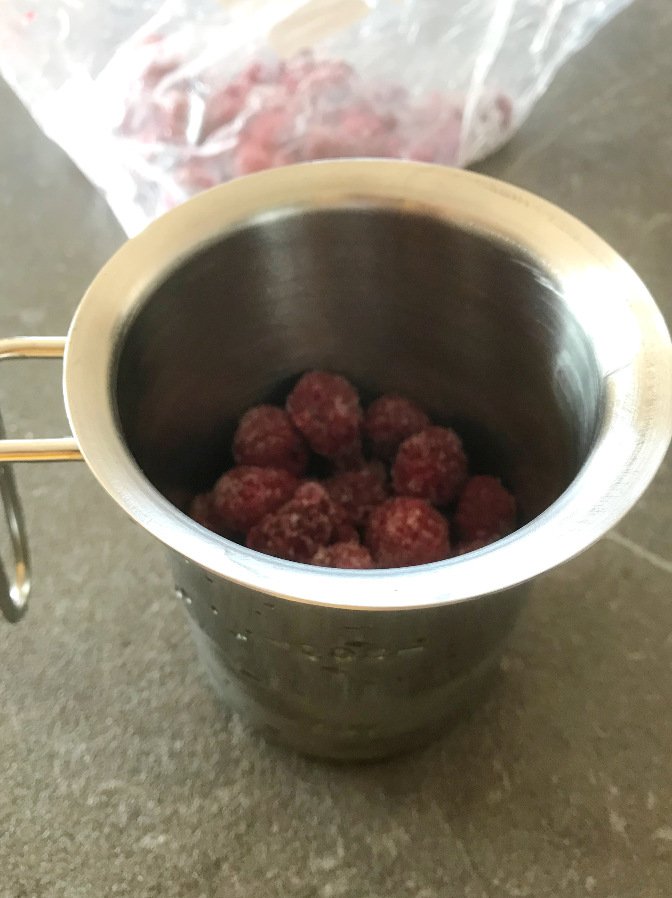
[
  {"left": 365, "top": 497, "right": 450, "bottom": 568},
  {"left": 286, "top": 370, "right": 363, "bottom": 463},
  {"left": 331, "top": 503, "right": 361, "bottom": 544},
  {"left": 364, "top": 395, "right": 430, "bottom": 460},
  {"left": 454, "top": 475, "right": 516, "bottom": 543},
  {"left": 392, "top": 426, "right": 468, "bottom": 505},
  {"left": 189, "top": 492, "right": 216, "bottom": 530},
  {"left": 234, "top": 142, "right": 275, "bottom": 176},
  {"left": 233, "top": 405, "right": 308, "bottom": 476},
  {"left": 453, "top": 537, "right": 496, "bottom": 556},
  {"left": 211, "top": 466, "right": 298, "bottom": 534},
  {"left": 241, "top": 106, "right": 292, "bottom": 148},
  {"left": 201, "top": 86, "right": 246, "bottom": 136},
  {"left": 188, "top": 491, "right": 239, "bottom": 539},
  {"left": 324, "top": 461, "right": 388, "bottom": 527},
  {"left": 246, "top": 481, "right": 341, "bottom": 563},
  {"left": 311, "top": 541, "right": 374, "bottom": 569}
]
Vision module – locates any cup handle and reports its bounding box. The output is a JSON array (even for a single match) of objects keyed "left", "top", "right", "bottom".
[{"left": 0, "top": 337, "right": 82, "bottom": 622}]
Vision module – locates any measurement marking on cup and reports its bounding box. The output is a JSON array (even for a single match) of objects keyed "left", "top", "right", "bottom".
[
  {"left": 261, "top": 637, "right": 292, "bottom": 651},
  {"left": 175, "top": 586, "right": 192, "bottom": 605},
  {"left": 239, "top": 668, "right": 260, "bottom": 682},
  {"left": 394, "top": 646, "right": 425, "bottom": 658},
  {"left": 212, "top": 626, "right": 430, "bottom": 664}
]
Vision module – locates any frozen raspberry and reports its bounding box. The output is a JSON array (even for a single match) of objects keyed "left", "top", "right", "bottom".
[
  {"left": 495, "top": 93, "right": 513, "bottom": 129},
  {"left": 364, "top": 395, "right": 430, "bottom": 460},
  {"left": 324, "top": 461, "right": 388, "bottom": 527},
  {"left": 282, "top": 52, "right": 353, "bottom": 95},
  {"left": 454, "top": 475, "right": 516, "bottom": 543},
  {"left": 311, "top": 542, "right": 374, "bottom": 569},
  {"left": 392, "top": 426, "right": 468, "bottom": 505},
  {"left": 246, "top": 481, "right": 340, "bottom": 563},
  {"left": 240, "top": 107, "right": 292, "bottom": 149},
  {"left": 233, "top": 405, "right": 308, "bottom": 476},
  {"left": 286, "top": 371, "right": 363, "bottom": 463},
  {"left": 365, "top": 497, "right": 450, "bottom": 568},
  {"left": 188, "top": 492, "right": 235, "bottom": 538},
  {"left": 173, "top": 158, "right": 220, "bottom": 193},
  {"left": 331, "top": 503, "right": 361, "bottom": 543},
  {"left": 338, "top": 106, "right": 389, "bottom": 139},
  {"left": 202, "top": 87, "right": 246, "bottom": 137},
  {"left": 332, "top": 106, "right": 396, "bottom": 157},
  {"left": 189, "top": 492, "right": 215, "bottom": 530},
  {"left": 211, "top": 466, "right": 298, "bottom": 534},
  {"left": 453, "top": 536, "right": 497, "bottom": 556},
  {"left": 235, "top": 141, "right": 276, "bottom": 176},
  {"left": 280, "top": 50, "right": 319, "bottom": 92}
]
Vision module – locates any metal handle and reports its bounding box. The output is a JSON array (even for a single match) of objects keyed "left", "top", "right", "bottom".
[{"left": 0, "top": 337, "right": 82, "bottom": 622}]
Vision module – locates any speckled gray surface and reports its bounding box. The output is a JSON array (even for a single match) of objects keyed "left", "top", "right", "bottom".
[{"left": 1, "top": 2, "right": 671, "bottom": 896}]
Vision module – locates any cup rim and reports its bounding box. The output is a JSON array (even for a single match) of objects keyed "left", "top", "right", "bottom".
[{"left": 63, "top": 161, "right": 672, "bottom": 610}]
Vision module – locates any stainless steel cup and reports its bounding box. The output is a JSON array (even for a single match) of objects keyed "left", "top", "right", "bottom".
[{"left": 1, "top": 161, "right": 670, "bottom": 759}]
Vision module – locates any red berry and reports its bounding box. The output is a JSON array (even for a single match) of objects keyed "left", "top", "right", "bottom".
[
  {"left": 233, "top": 404, "right": 308, "bottom": 476},
  {"left": 453, "top": 537, "right": 497, "bottom": 556},
  {"left": 241, "top": 106, "right": 292, "bottom": 148},
  {"left": 211, "top": 465, "right": 298, "bottom": 534},
  {"left": 454, "top": 475, "right": 516, "bottom": 543},
  {"left": 286, "top": 370, "right": 363, "bottom": 462},
  {"left": 365, "top": 395, "right": 430, "bottom": 460},
  {"left": 311, "top": 541, "right": 374, "bottom": 569},
  {"left": 234, "top": 141, "right": 275, "bottom": 176},
  {"left": 189, "top": 492, "right": 216, "bottom": 529},
  {"left": 188, "top": 492, "right": 238, "bottom": 538},
  {"left": 365, "top": 497, "right": 450, "bottom": 568},
  {"left": 324, "top": 461, "right": 388, "bottom": 527},
  {"left": 331, "top": 502, "right": 361, "bottom": 544},
  {"left": 392, "top": 426, "right": 468, "bottom": 505},
  {"left": 246, "top": 481, "right": 340, "bottom": 563}
]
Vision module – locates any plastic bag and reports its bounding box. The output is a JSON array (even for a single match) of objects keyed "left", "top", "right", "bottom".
[{"left": 0, "top": 0, "right": 632, "bottom": 236}]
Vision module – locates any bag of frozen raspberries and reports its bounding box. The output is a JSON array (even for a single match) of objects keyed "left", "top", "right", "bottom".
[{"left": 0, "top": 0, "right": 631, "bottom": 234}]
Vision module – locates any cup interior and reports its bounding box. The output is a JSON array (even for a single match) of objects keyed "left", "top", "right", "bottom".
[{"left": 115, "top": 206, "right": 602, "bottom": 526}]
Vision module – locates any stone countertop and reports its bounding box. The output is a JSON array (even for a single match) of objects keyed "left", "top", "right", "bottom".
[{"left": 1, "top": 2, "right": 670, "bottom": 896}]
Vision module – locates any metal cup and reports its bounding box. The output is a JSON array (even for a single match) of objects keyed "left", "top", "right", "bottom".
[{"left": 1, "top": 162, "right": 670, "bottom": 759}]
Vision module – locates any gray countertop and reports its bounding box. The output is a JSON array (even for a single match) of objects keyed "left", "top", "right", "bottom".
[{"left": 1, "top": 2, "right": 671, "bottom": 896}]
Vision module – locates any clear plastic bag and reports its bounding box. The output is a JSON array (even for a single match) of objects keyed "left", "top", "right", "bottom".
[{"left": 0, "top": 0, "right": 632, "bottom": 235}]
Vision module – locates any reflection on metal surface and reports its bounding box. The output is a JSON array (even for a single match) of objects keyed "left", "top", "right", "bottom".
[
  {"left": 0, "top": 438, "right": 82, "bottom": 463},
  {"left": 0, "top": 410, "right": 31, "bottom": 622}
]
